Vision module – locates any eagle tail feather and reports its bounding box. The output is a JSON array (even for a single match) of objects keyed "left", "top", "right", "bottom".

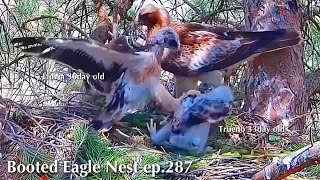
[
  {"left": 230, "top": 29, "right": 302, "bottom": 53},
  {"left": 254, "top": 30, "right": 302, "bottom": 54},
  {"left": 228, "top": 29, "right": 301, "bottom": 41},
  {"left": 207, "top": 30, "right": 302, "bottom": 71},
  {"left": 11, "top": 37, "right": 45, "bottom": 47}
]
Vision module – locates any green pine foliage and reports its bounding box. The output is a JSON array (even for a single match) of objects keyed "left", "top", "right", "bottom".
[
  {"left": 14, "top": 0, "right": 40, "bottom": 19},
  {"left": 305, "top": 165, "right": 320, "bottom": 178},
  {"left": 21, "top": 147, "right": 52, "bottom": 180},
  {"left": 18, "top": 124, "right": 169, "bottom": 179},
  {"left": 71, "top": 124, "right": 167, "bottom": 179}
]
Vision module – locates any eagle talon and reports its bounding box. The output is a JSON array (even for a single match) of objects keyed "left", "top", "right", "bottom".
[
  {"left": 99, "top": 122, "right": 113, "bottom": 133},
  {"left": 147, "top": 119, "right": 157, "bottom": 138},
  {"left": 178, "top": 90, "right": 201, "bottom": 101},
  {"left": 97, "top": 121, "right": 129, "bottom": 133},
  {"left": 186, "top": 90, "right": 201, "bottom": 96}
]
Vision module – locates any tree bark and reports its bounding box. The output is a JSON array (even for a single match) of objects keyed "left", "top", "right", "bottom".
[
  {"left": 243, "top": 0, "right": 307, "bottom": 130},
  {"left": 90, "top": 0, "right": 136, "bottom": 43},
  {"left": 90, "top": 0, "right": 113, "bottom": 43}
]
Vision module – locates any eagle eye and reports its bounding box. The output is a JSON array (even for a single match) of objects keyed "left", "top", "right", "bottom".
[{"left": 167, "top": 39, "right": 179, "bottom": 49}]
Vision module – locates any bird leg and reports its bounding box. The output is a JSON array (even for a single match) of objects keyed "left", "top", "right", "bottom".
[
  {"left": 147, "top": 119, "right": 172, "bottom": 147},
  {"left": 186, "top": 90, "right": 201, "bottom": 96},
  {"left": 153, "top": 83, "right": 179, "bottom": 114},
  {"left": 113, "top": 120, "right": 129, "bottom": 128},
  {"left": 92, "top": 110, "right": 129, "bottom": 132},
  {"left": 97, "top": 120, "right": 129, "bottom": 133},
  {"left": 169, "top": 122, "right": 210, "bottom": 155}
]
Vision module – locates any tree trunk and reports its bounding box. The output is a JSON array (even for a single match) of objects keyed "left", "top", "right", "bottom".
[{"left": 243, "top": 0, "right": 307, "bottom": 131}]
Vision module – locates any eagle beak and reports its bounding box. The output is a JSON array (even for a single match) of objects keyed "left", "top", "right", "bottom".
[
  {"left": 134, "top": 14, "right": 141, "bottom": 25},
  {"left": 135, "top": 3, "right": 161, "bottom": 25}
]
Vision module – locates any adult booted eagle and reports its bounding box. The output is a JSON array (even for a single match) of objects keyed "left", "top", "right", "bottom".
[
  {"left": 12, "top": 27, "right": 182, "bottom": 132},
  {"left": 135, "top": 3, "right": 302, "bottom": 97}
]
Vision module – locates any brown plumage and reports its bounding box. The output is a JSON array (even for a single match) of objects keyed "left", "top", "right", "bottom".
[
  {"left": 135, "top": 3, "right": 302, "bottom": 96},
  {"left": 11, "top": 36, "right": 143, "bottom": 94},
  {"left": 88, "top": 27, "right": 181, "bottom": 131},
  {"left": 11, "top": 29, "right": 181, "bottom": 132}
]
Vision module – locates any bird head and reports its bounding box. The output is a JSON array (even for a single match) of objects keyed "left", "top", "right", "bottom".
[
  {"left": 200, "top": 86, "right": 234, "bottom": 124},
  {"left": 150, "top": 27, "right": 180, "bottom": 50},
  {"left": 205, "top": 86, "right": 234, "bottom": 104},
  {"left": 134, "top": 3, "right": 170, "bottom": 28}
]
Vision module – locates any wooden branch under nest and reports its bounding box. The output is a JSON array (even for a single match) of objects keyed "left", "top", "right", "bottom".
[{"left": 253, "top": 141, "right": 320, "bottom": 180}]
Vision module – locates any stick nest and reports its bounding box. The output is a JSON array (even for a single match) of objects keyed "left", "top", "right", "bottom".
[{"left": 0, "top": 92, "right": 314, "bottom": 179}]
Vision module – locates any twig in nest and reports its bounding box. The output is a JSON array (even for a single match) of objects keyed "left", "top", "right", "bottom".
[
  {"left": 8, "top": 99, "right": 46, "bottom": 132},
  {"left": 0, "top": 54, "right": 30, "bottom": 74},
  {"left": 131, "top": 127, "right": 146, "bottom": 136},
  {"left": 115, "top": 128, "right": 131, "bottom": 138},
  {"left": 108, "top": 145, "right": 166, "bottom": 154}
]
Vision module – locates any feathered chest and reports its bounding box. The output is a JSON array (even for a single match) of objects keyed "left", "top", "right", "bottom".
[{"left": 129, "top": 63, "right": 161, "bottom": 84}]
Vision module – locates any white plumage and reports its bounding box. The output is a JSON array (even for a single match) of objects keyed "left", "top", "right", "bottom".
[{"left": 171, "top": 86, "right": 234, "bottom": 132}]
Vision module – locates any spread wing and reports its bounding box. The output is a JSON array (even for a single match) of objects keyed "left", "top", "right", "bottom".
[
  {"left": 161, "top": 25, "right": 302, "bottom": 76},
  {"left": 11, "top": 36, "right": 144, "bottom": 93}
]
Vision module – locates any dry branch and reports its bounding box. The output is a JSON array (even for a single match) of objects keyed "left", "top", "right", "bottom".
[
  {"left": 252, "top": 141, "right": 320, "bottom": 180},
  {"left": 182, "top": 0, "right": 203, "bottom": 16},
  {"left": 21, "top": 15, "right": 89, "bottom": 39}
]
